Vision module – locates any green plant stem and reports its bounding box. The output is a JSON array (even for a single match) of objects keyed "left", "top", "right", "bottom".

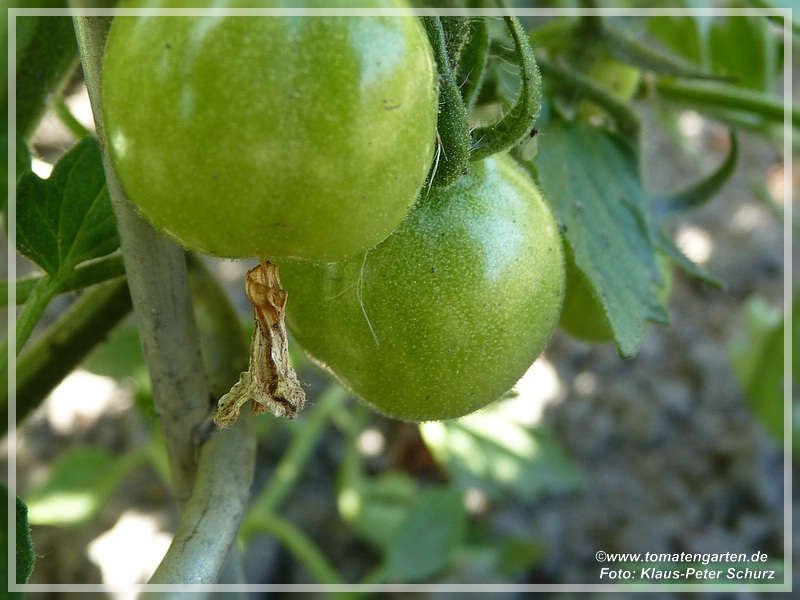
[
  {"left": 653, "top": 78, "right": 799, "bottom": 127},
  {"left": 149, "top": 255, "right": 257, "bottom": 585},
  {"left": 74, "top": 14, "right": 211, "bottom": 509},
  {"left": 14, "top": 275, "right": 59, "bottom": 354},
  {"left": 2, "top": 254, "right": 126, "bottom": 307},
  {"left": 241, "top": 384, "right": 348, "bottom": 538},
  {"left": 244, "top": 513, "right": 344, "bottom": 586},
  {"left": 53, "top": 96, "right": 90, "bottom": 139},
  {"left": 6, "top": 276, "right": 131, "bottom": 431}
]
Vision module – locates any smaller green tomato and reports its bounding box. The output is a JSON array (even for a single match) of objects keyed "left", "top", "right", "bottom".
[
  {"left": 280, "top": 154, "right": 565, "bottom": 422},
  {"left": 577, "top": 55, "right": 641, "bottom": 121},
  {"left": 102, "top": 1, "right": 438, "bottom": 261},
  {"left": 558, "top": 249, "right": 672, "bottom": 344}
]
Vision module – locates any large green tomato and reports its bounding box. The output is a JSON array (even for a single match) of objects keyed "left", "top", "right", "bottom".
[
  {"left": 280, "top": 154, "right": 565, "bottom": 422},
  {"left": 102, "top": 1, "right": 438, "bottom": 261}
]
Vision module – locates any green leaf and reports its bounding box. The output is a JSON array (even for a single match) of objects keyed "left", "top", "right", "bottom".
[
  {"left": 646, "top": 14, "right": 707, "bottom": 68},
  {"left": 14, "top": 12, "right": 79, "bottom": 140},
  {"left": 26, "top": 447, "right": 143, "bottom": 526},
  {"left": 420, "top": 406, "right": 583, "bottom": 502},
  {"left": 2, "top": 483, "right": 35, "bottom": 589},
  {"left": 708, "top": 12, "right": 777, "bottom": 92},
  {"left": 336, "top": 438, "right": 419, "bottom": 551},
  {"left": 16, "top": 136, "right": 119, "bottom": 279},
  {"left": 528, "top": 117, "right": 666, "bottom": 357},
  {"left": 383, "top": 487, "right": 466, "bottom": 582},
  {"left": 728, "top": 296, "right": 792, "bottom": 444},
  {"left": 602, "top": 18, "right": 722, "bottom": 80},
  {"left": 1, "top": 135, "right": 31, "bottom": 232}
]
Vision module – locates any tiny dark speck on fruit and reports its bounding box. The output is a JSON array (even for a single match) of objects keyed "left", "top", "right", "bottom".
[
  {"left": 430, "top": 266, "right": 437, "bottom": 273},
  {"left": 164, "top": 42, "right": 172, "bottom": 50},
  {"left": 270, "top": 222, "right": 291, "bottom": 228},
  {"left": 382, "top": 99, "right": 401, "bottom": 110}
]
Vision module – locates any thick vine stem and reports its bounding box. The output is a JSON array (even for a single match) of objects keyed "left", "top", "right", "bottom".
[
  {"left": 421, "top": 16, "right": 471, "bottom": 188},
  {"left": 73, "top": 15, "right": 210, "bottom": 509},
  {"left": 73, "top": 16, "right": 259, "bottom": 589}
]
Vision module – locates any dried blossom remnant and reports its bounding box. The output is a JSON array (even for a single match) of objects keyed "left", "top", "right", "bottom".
[{"left": 213, "top": 261, "right": 306, "bottom": 428}]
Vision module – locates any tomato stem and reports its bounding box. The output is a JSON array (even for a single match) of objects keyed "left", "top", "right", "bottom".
[
  {"left": 470, "top": 17, "right": 543, "bottom": 161},
  {"left": 421, "top": 16, "right": 471, "bottom": 188}
]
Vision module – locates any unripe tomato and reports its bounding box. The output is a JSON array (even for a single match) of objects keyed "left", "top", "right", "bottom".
[
  {"left": 280, "top": 154, "right": 565, "bottom": 422},
  {"left": 577, "top": 54, "right": 641, "bottom": 121},
  {"left": 102, "top": 1, "right": 438, "bottom": 261},
  {"left": 558, "top": 249, "right": 672, "bottom": 343}
]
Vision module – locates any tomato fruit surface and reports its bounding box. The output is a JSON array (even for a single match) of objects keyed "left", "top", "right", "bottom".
[
  {"left": 102, "top": 1, "right": 438, "bottom": 261},
  {"left": 280, "top": 154, "right": 565, "bottom": 422}
]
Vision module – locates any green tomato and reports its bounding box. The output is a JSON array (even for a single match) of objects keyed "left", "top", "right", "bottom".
[
  {"left": 102, "top": 1, "right": 438, "bottom": 261},
  {"left": 558, "top": 249, "right": 672, "bottom": 343},
  {"left": 577, "top": 55, "right": 641, "bottom": 121},
  {"left": 280, "top": 154, "right": 565, "bottom": 422}
]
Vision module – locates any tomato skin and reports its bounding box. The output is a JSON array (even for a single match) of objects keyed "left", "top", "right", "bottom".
[
  {"left": 280, "top": 154, "right": 565, "bottom": 422},
  {"left": 102, "top": 2, "right": 437, "bottom": 261}
]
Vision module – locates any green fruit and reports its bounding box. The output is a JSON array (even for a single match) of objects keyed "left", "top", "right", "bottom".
[
  {"left": 577, "top": 55, "right": 641, "bottom": 121},
  {"left": 280, "top": 154, "right": 565, "bottom": 422},
  {"left": 102, "top": 1, "right": 437, "bottom": 261},
  {"left": 558, "top": 249, "right": 672, "bottom": 343}
]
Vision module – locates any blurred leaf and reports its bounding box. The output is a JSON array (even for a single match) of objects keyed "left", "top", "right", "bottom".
[
  {"left": 646, "top": 9, "right": 778, "bottom": 91},
  {"left": 646, "top": 14, "right": 707, "bottom": 67},
  {"left": 708, "top": 12, "right": 777, "bottom": 92},
  {"left": 527, "top": 117, "right": 665, "bottom": 357},
  {"left": 337, "top": 460, "right": 419, "bottom": 551},
  {"left": 602, "top": 18, "right": 721, "bottom": 80},
  {"left": 26, "top": 447, "right": 143, "bottom": 526},
  {"left": 421, "top": 405, "right": 583, "bottom": 503},
  {"left": 12, "top": 10, "right": 78, "bottom": 140},
  {"left": 81, "top": 322, "right": 155, "bottom": 421},
  {"left": 383, "top": 487, "right": 466, "bottom": 583},
  {"left": 82, "top": 323, "right": 148, "bottom": 387},
  {"left": 728, "top": 295, "right": 793, "bottom": 444}
]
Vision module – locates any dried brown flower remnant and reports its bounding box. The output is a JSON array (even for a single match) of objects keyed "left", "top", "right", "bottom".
[{"left": 213, "top": 261, "right": 306, "bottom": 427}]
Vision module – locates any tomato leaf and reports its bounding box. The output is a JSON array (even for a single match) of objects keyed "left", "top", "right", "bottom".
[
  {"left": 708, "top": 13, "right": 777, "bottom": 92},
  {"left": 16, "top": 136, "right": 119, "bottom": 280},
  {"left": 528, "top": 117, "right": 666, "bottom": 358},
  {"left": 383, "top": 487, "right": 466, "bottom": 582}
]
